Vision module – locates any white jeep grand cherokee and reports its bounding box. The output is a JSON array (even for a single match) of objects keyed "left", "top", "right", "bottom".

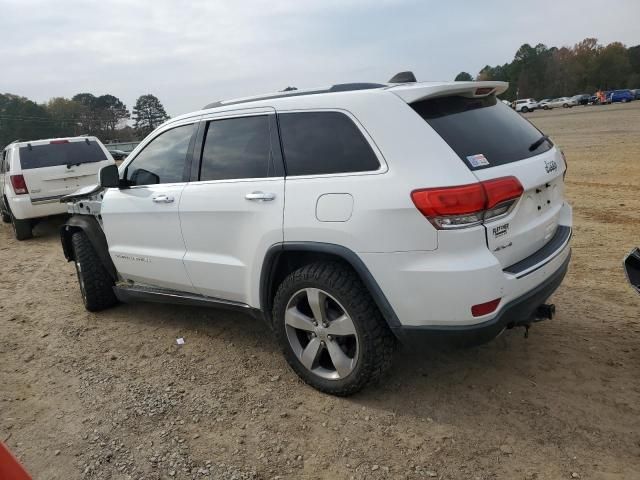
[
  {"left": 60, "top": 78, "right": 572, "bottom": 395},
  {"left": 1, "top": 137, "right": 115, "bottom": 240}
]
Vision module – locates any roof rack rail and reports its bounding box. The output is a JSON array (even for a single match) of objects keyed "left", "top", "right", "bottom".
[{"left": 203, "top": 82, "right": 385, "bottom": 110}]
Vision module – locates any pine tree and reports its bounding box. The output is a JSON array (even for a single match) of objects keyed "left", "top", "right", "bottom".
[{"left": 132, "top": 94, "right": 170, "bottom": 137}]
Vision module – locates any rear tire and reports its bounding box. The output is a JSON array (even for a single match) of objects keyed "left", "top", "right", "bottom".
[
  {"left": 10, "top": 213, "right": 32, "bottom": 240},
  {"left": 1, "top": 205, "right": 10, "bottom": 224},
  {"left": 272, "top": 262, "right": 395, "bottom": 396},
  {"left": 71, "top": 231, "right": 118, "bottom": 312}
]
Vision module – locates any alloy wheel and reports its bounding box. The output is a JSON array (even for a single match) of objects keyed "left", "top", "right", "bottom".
[{"left": 284, "top": 288, "right": 359, "bottom": 380}]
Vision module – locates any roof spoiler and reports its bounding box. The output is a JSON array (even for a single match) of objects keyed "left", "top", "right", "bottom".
[{"left": 389, "top": 81, "right": 509, "bottom": 104}]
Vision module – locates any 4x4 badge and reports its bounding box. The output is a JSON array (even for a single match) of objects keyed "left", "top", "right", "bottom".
[{"left": 544, "top": 159, "right": 558, "bottom": 173}]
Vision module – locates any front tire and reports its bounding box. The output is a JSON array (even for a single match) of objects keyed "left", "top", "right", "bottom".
[
  {"left": 273, "top": 262, "right": 395, "bottom": 396},
  {"left": 521, "top": 106, "right": 529, "bottom": 113},
  {"left": 71, "top": 231, "right": 118, "bottom": 312}
]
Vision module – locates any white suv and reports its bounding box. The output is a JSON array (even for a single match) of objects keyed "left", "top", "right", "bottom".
[
  {"left": 1, "top": 137, "right": 115, "bottom": 240},
  {"left": 60, "top": 79, "right": 572, "bottom": 395},
  {"left": 514, "top": 98, "right": 538, "bottom": 113}
]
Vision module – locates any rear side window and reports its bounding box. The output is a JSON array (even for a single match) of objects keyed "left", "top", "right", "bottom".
[
  {"left": 200, "top": 115, "right": 273, "bottom": 181},
  {"left": 18, "top": 140, "right": 107, "bottom": 170},
  {"left": 412, "top": 95, "right": 552, "bottom": 170},
  {"left": 279, "top": 111, "right": 379, "bottom": 176}
]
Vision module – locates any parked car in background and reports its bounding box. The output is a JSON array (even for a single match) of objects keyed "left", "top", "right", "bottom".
[
  {"left": 625, "top": 248, "right": 640, "bottom": 295},
  {"left": 608, "top": 90, "right": 634, "bottom": 103},
  {"left": 514, "top": 98, "right": 538, "bottom": 112},
  {"left": 107, "top": 149, "right": 129, "bottom": 161},
  {"left": 546, "top": 97, "right": 577, "bottom": 109},
  {"left": 500, "top": 99, "right": 512, "bottom": 107},
  {"left": 539, "top": 99, "right": 553, "bottom": 109},
  {"left": 632, "top": 89, "right": 640, "bottom": 100},
  {"left": 0, "top": 136, "right": 115, "bottom": 240},
  {"left": 571, "top": 94, "right": 591, "bottom": 105}
]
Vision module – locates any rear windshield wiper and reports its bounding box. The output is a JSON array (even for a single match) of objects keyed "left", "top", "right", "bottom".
[{"left": 529, "top": 135, "right": 550, "bottom": 152}]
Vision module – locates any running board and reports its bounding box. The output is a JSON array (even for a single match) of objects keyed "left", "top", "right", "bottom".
[{"left": 113, "top": 284, "right": 252, "bottom": 311}]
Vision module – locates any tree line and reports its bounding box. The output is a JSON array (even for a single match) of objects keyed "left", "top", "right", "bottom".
[
  {"left": 455, "top": 38, "right": 640, "bottom": 101},
  {"left": 0, "top": 92, "right": 170, "bottom": 149}
]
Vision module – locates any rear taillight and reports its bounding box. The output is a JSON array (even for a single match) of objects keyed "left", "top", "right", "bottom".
[
  {"left": 482, "top": 176, "right": 524, "bottom": 220},
  {"left": 561, "top": 150, "right": 568, "bottom": 180},
  {"left": 10, "top": 175, "right": 28, "bottom": 195},
  {"left": 475, "top": 87, "right": 494, "bottom": 96},
  {"left": 411, "top": 176, "right": 523, "bottom": 229}
]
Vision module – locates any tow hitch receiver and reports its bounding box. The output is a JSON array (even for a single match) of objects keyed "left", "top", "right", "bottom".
[
  {"left": 535, "top": 303, "right": 556, "bottom": 320},
  {"left": 522, "top": 303, "right": 556, "bottom": 339}
]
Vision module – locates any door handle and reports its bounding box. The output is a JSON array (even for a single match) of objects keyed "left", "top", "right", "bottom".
[
  {"left": 245, "top": 191, "right": 275, "bottom": 201},
  {"left": 152, "top": 195, "right": 174, "bottom": 203}
]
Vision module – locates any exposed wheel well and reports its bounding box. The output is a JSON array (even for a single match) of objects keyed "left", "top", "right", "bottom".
[
  {"left": 60, "top": 216, "right": 118, "bottom": 281},
  {"left": 60, "top": 225, "right": 82, "bottom": 261},
  {"left": 260, "top": 243, "right": 401, "bottom": 330}
]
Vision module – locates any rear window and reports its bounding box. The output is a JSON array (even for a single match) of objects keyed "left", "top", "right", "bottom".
[
  {"left": 19, "top": 140, "right": 107, "bottom": 170},
  {"left": 411, "top": 95, "right": 552, "bottom": 170}
]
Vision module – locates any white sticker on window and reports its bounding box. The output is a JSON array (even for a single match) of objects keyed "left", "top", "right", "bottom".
[{"left": 466, "top": 154, "right": 490, "bottom": 167}]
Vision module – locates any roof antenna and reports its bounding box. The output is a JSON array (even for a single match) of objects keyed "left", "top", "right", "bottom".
[{"left": 388, "top": 71, "right": 417, "bottom": 83}]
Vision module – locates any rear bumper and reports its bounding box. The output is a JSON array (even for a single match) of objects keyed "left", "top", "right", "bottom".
[
  {"left": 7, "top": 195, "right": 67, "bottom": 220},
  {"left": 391, "top": 251, "right": 570, "bottom": 348}
]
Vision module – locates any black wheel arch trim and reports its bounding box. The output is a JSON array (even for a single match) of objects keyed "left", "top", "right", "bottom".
[
  {"left": 60, "top": 215, "right": 118, "bottom": 281},
  {"left": 260, "top": 242, "right": 401, "bottom": 328}
]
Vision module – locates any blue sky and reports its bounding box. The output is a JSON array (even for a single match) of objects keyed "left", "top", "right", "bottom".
[{"left": 1, "top": 0, "right": 639, "bottom": 116}]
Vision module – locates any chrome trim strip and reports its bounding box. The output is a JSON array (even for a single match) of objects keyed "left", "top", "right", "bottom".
[
  {"left": 31, "top": 194, "right": 66, "bottom": 205},
  {"left": 114, "top": 284, "right": 251, "bottom": 310}
]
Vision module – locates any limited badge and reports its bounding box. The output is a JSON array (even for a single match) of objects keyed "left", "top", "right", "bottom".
[{"left": 466, "top": 153, "right": 490, "bottom": 167}]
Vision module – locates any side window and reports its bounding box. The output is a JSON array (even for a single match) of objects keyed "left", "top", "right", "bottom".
[
  {"left": 126, "top": 124, "right": 194, "bottom": 186},
  {"left": 199, "top": 115, "right": 272, "bottom": 181},
  {"left": 278, "top": 111, "right": 380, "bottom": 176},
  {"left": 0, "top": 151, "right": 5, "bottom": 173}
]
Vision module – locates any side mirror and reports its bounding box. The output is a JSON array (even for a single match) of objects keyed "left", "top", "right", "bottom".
[
  {"left": 624, "top": 248, "right": 640, "bottom": 295},
  {"left": 99, "top": 164, "right": 120, "bottom": 188}
]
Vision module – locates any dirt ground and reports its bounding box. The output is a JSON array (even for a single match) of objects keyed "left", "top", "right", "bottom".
[{"left": 1, "top": 103, "right": 639, "bottom": 480}]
